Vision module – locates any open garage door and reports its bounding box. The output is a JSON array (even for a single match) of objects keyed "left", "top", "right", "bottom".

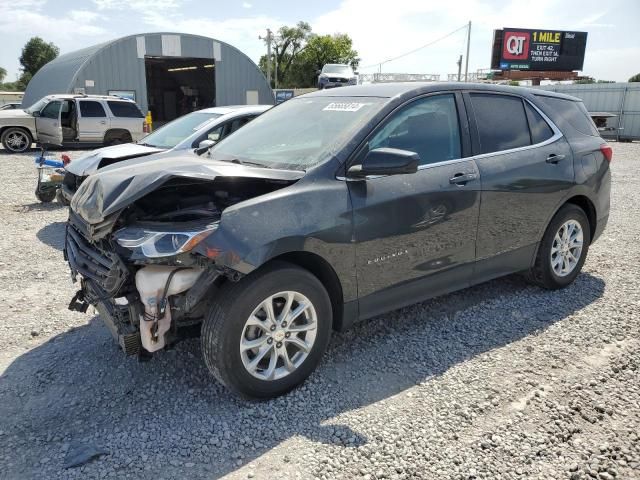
[{"left": 144, "top": 56, "right": 215, "bottom": 124}]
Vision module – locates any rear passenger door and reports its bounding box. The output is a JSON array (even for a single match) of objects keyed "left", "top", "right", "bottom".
[
  {"left": 77, "top": 100, "right": 108, "bottom": 142},
  {"left": 465, "top": 92, "right": 574, "bottom": 283},
  {"left": 106, "top": 101, "right": 145, "bottom": 142}
]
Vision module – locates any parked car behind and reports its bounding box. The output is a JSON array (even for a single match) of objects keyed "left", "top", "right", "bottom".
[
  {"left": 0, "top": 102, "right": 23, "bottom": 111},
  {"left": 0, "top": 94, "right": 145, "bottom": 153},
  {"left": 61, "top": 105, "right": 271, "bottom": 203},
  {"left": 64, "top": 83, "right": 611, "bottom": 399},
  {"left": 317, "top": 63, "right": 358, "bottom": 89}
]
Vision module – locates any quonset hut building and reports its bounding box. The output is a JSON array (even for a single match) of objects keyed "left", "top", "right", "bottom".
[{"left": 22, "top": 32, "right": 274, "bottom": 122}]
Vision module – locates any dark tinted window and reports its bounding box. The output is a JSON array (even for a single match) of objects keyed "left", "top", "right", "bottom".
[
  {"left": 525, "top": 102, "right": 554, "bottom": 144},
  {"left": 40, "top": 101, "right": 62, "bottom": 119},
  {"left": 535, "top": 96, "right": 599, "bottom": 136},
  {"left": 470, "top": 94, "right": 531, "bottom": 154},
  {"left": 369, "top": 94, "right": 461, "bottom": 166},
  {"left": 79, "top": 101, "right": 106, "bottom": 117},
  {"left": 107, "top": 101, "right": 144, "bottom": 118}
]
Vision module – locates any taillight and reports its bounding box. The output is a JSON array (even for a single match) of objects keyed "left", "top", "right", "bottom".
[
  {"left": 600, "top": 144, "right": 613, "bottom": 163},
  {"left": 61, "top": 153, "right": 71, "bottom": 166}
]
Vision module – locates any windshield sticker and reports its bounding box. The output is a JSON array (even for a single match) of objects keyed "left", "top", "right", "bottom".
[{"left": 323, "top": 102, "right": 368, "bottom": 112}]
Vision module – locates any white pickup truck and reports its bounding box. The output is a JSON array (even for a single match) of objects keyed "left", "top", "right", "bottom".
[{"left": 0, "top": 94, "right": 145, "bottom": 153}]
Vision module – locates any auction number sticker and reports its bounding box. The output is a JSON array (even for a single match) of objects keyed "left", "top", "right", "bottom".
[{"left": 323, "top": 102, "right": 367, "bottom": 112}]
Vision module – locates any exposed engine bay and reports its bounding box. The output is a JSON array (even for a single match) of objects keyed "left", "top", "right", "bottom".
[{"left": 65, "top": 162, "right": 301, "bottom": 358}]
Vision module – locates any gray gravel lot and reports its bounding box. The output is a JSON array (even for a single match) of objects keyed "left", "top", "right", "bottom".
[{"left": 0, "top": 144, "right": 638, "bottom": 480}]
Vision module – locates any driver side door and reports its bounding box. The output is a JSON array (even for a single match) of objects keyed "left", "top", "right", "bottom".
[
  {"left": 348, "top": 93, "right": 481, "bottom": 320},
  {"left": 35, "top": 100, "right": 63, "bottom": 146}
]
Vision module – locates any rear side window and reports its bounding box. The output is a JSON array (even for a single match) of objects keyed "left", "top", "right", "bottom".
[
  {"left": 524, "top": 102, "right": 554, "bottom": 144},
  {"left": 79, "top": 101, "right": 106, "bottom": 118},
  {"left": 107, "top": 101, "right": 144, "bottom": 118},
  {"left": 470, "top": 94, "right": 531, "bottom": 154},
  {"left": 535, "top": 96, "right": 599, "bottom": 136}
]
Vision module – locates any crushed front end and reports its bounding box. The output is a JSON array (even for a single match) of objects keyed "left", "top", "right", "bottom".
[{"left": 63, "top": 156, "right": 301, "bottom": 357}]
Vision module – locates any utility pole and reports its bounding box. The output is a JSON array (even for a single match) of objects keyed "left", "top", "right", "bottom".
[
  {"left": 464, "top": 21, "right": 471, "bottom": 82},
  {"left": 259, "top": 29, "right": 273, "bottom": 87},
  {"left": 457, "top": 54, "right": 463, "bottom": 82}
]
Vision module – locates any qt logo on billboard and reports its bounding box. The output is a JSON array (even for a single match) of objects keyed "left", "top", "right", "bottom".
[{"left": 503, "top": 31, "right": 530, "bottom": 60}]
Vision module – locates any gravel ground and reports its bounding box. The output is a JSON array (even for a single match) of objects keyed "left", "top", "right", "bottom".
[{"left": 0, "top": 144, "right": 638, "bottom": 480}]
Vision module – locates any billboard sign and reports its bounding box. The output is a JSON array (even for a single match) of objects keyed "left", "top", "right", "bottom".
[{"left": 491, "top": 28, "right": 587, "bottom": 71}]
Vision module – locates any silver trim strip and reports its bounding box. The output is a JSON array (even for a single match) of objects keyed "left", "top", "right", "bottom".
[{"left": 337, "top": 97, "right": 563, "bottom": 181}]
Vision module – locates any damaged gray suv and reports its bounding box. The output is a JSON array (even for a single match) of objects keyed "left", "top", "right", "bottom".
[{"left": 65, "top": 83, "right": 611, "bottom": 398}]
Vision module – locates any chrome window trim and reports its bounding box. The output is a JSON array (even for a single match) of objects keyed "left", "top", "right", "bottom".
[
  {"left": 472, "top": 97, "right": 563, "bottom": 160},
  {"left": 336, "top": 96, "right": 563, "bottom": 182}
]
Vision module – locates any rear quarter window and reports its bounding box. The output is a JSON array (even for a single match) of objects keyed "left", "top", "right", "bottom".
[
  {"left": 107, "top": 101, "right": 144, "bottom": 118},
  {"left": 535, "top": 96, "right": 599, "bottom": 136}
]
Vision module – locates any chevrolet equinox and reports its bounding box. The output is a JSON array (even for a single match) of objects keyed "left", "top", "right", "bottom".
[{"left": 64, "top": 83, "right": 611, "bottom": 398}]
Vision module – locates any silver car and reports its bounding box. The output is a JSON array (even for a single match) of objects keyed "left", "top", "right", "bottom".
[
  {"left": 62, "top": 104, "right": 271, "bottom": 202},
  {"left": 0, "top": 94, "right": 145, "bottom": 153}
]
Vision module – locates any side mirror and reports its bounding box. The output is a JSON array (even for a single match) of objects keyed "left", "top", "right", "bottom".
[
  {"left": 195, "top": 139, "right": 215, "bottom": 155},
  {"left": 348, "top": 148, "right": 419, "bottom": 178},
  {"left": 32, "top": 111, "right": 40, "bottom": 117},
  {"left": 316, "top": 69, "right": 322, "bottom": 75}
]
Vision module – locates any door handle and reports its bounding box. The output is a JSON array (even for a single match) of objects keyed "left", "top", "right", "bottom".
[
  {"left": 546, "top": 153, "right": 566, "bottom": 164},
  {"left": 449, "top": 172, "right": 477, "bottom": 185},
  {"left": 99, "top": 120, "right": 107, "bottom": 125}
]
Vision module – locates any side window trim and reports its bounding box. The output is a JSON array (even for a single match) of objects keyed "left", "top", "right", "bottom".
[{"left": 463, "top": 91, "right": 563, "bottom": 159}]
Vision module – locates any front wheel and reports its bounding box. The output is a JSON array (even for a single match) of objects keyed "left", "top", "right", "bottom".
[
  {"left": 201, "top": 262, "right": 332, "bottom": 398},
  {"left": 1, "top": 127, "right": 32, "bottom": 153},
  {"left": 527, "top": 204, "right": 591, "bottom": 289}
]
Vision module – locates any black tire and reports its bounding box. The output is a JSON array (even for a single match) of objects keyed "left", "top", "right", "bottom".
[
  {"left": 35, "top": 188, "right": 56, "bottom": 203},
  {"left": 527, "top": 204, "right": 591, "bottom": 289},
  {"left": 1, "top": 127, "right": 33, "bottom": 153},
  {"left": 201, "top": 261, "right": 332, "bottom": 398},
  {"left": 104, "top": 131, "right": 132, "bottom": 146}
]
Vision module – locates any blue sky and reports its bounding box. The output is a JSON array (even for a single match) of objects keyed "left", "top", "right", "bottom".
[{"left": 1, "top": 0, "right": 639, "bottom": 83}]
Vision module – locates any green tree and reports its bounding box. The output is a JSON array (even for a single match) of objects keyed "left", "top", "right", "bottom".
[
  {"left": 17, "top": 37, "right": 59, "bottom": 89},
  {"left": 629, "top": 73, "right": 640, "bottom": 82},
  {"left": 0, "top": 67, "right": 6, "bottom": 83},
  {"left": 259, "top": 22, "right": 359, "bottom": 88}
]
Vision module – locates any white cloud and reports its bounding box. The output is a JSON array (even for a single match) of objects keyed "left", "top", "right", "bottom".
[
  {"left": 242, "top": 2, "right": 253, "bottom": 8},
  {"left": 311, "top": 0, "right": 635, "bottom": 81}
]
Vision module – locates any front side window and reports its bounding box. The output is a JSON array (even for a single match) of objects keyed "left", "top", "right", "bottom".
[
  {"left": 471, "top": 94, "right": 531, "bottom": 154},
  {"left": 369, "top": 94, "right": 462, "bottom": 166},
  {"left": 211, "top": 97, "right": 386, "bottom": 170},
  {"left": 40, "top": 101, "right": 62, "bottom": 119},
  {"left": 79, "top": 101, "right": 106, "bottom": 118},
  {"left": 107, "top": 101, "right": 144, "bottom": 118}
]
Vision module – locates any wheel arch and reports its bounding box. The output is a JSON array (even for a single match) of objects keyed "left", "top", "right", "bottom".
[
  {"left": 563, "top": 195, "right": 597, "bottom": 244},
  {"left": 263, "top": 251, "right": 345, "bottom": 332},
  {"left": 103, "top": 128, "right": 132, "bottom": 142}
]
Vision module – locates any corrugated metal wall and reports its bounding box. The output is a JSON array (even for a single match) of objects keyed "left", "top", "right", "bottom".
[
  {"left": 535, "top": 83, "right": 640, "bottom": 140},
  {"left": 23, "top": 33, "right": 274, "bottom": 112}
]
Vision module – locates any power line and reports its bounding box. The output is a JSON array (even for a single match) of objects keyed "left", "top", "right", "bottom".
[{"left": 359, "top": 23, "right": 470, "bottom": 71}]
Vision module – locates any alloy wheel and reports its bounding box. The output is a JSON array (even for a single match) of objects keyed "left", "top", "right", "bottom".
[
  {"left": 550, "top": 219, "right": 584, "bottom": 277},
  {"left": 6, "top": 131, "right": 28, "bottom": 152},
  {"left": 240, "top": 291, "right": 318, "bottom": 381}
]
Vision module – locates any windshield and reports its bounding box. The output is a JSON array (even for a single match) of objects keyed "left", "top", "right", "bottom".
[
  {"left": 140, "top": 111, "right": 222, "bottom": 148},
  {"left": 322, "top": 65, "right": 353, "bottom": 75},
  {"left": 210, "top": 97, "right": 385, "bottom": 170},
  {"left": 25, "top": 98, "right": 48, "bottom": 115}
]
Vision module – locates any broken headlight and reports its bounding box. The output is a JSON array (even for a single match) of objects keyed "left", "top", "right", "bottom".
[{"left": 113, "top": 222, "right": 219, "bottom": 258}]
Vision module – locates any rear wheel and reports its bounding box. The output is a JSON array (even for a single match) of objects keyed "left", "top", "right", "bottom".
[
  {"left": 35, "top": 188, "right": 56, "bottom": 203},
  {"left": 1, "top": 127, "right": 32, "bottom": 153},
  {"left": 104, "top": 130, "right": 132, "bottom": 146},
  {"left": 527, "top": 204, "right": 591, "bottom": 289},
  {"left": 201, "top": 262, "right": 332, "bottom": 398}
]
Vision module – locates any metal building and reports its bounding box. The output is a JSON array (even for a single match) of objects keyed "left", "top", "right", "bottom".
[
  {"left": 22, "top": 32, "right": 274, "bottom": 122},
  {"left": 535, "top": 82, "right": 640, "bottom": 141}
]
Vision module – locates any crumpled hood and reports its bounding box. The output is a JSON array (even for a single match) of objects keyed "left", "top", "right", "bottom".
[
  {"left": 70, "top": 154, "right": 304, "bottom": 226},
  {"left": 65, "top": 143, "right": 165, "bottom": 176}
]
